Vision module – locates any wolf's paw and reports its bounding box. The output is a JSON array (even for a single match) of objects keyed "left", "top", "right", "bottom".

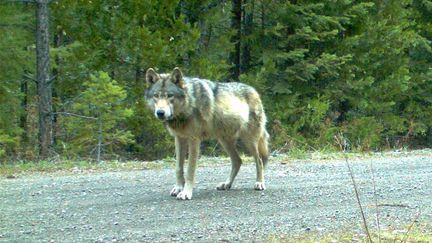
[
  {"left": 254, "top": 182, "right": 266, "bottom": 191},
  {"left": 216, "top": 182, "right": 232, "bottom": 190},
  {"left": 176, "top": 189, "right": 192, "bottom": 200},
  {"left": 170, "top": 185, "right": 183, "bottom": 196}
]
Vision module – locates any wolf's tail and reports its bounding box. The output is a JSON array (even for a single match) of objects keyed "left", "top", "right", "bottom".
[{"left": 258, "top": 130, "right": 270, "bottom": 167}]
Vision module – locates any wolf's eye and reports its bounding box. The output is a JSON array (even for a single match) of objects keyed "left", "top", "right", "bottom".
[
  {"left": 153, "top": 94, "right": 159, "bottom": 99},
  {"left": 167, "top": 94, "right": 174, "bottom": 98}
]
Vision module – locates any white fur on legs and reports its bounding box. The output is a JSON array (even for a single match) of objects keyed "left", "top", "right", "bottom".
[
  {"left": 242, "top": 140, "right": 266, "bottom": 191},
  {"left": 254, "top": 182, "right": 266, "bottom": 190},
  {"left": 176, "top": 138, "right": 199, "bottom": 200},
  {"left": 172, "top": 136, "right": 187, "bottom": 197},
  {"left": 176, "top": 185, "right": 193, "bottom": 200},
  {"left": 170, "top": 185, "right": 183, "bottom": 196}
]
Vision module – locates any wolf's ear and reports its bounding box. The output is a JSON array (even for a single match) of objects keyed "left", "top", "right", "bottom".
[
  {"left": 171, "top": 67, "right": 185, "bottom": 88},
  {"left": 145, "top": 68, "right": 159, "bottom": 85}
]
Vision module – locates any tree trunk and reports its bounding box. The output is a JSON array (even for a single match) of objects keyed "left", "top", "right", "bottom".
[
  {"left": 108, "top": 4, "right": 116, "bottom": 80},
  {"left": 20, "top": 72, "right": 28, "bottom": 143},
  {"left": 261, "top": 0, "right": 265, "bottom": 59},
  {"left": 36, "top": 0, "right": 53, "bottom": 159},
  {"left": 229, "top": 0, "right": 242, "bottom": 81},
  {"left": 242, "top": 0, "right": 254, "bottom": 73},
  {"left": 96, "top": 116, "right": 103, "bottom": 163},
  {"left": 52, "top": 30, "right": 63, "bottom": 146}
]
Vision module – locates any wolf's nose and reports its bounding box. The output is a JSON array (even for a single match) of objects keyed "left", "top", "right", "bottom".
[{"left": 156, "top": 110, "right": 165, "bottom": 119}]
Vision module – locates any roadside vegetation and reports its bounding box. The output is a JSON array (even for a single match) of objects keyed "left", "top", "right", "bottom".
[
  {"left": 267, "top": 227, "right": 432, "bottom": 243},
  {"left": 2, "top": 149, "right": 430, "bottom": 176},
  {"left": 1, "top": 1, "right": 432, "bottom": 163},
  {"left": 0, "top": 159, "right": 167, "bottom": 177}
]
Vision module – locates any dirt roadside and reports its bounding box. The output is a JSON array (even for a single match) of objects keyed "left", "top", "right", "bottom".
[{"left": 1, "top": 152, "right": 431, "bottom": 242}]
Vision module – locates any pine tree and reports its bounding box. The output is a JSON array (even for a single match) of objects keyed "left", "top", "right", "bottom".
[
  {"left": 61, "top": 72, "right": 133, "bottom": 162},
  {"left": 0, "top": 3, "right": 34, "bottom": 159},
  {"left": 2, "top": 0, "right": 432, "bottom": 160},
  {"left": 337, "top": 1, "right": 431, "bottom": 149},
  {"left": 240, "top": 1, "right": 371, "bottom": 148}
]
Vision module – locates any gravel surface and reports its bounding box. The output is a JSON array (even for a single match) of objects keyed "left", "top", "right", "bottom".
[{"left": 1, "top": 153, "right": 431, "bottom": 242}]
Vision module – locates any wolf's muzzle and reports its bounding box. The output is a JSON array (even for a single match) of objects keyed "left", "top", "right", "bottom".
[{"left": 156, "top": 110, "right": 165, "bottom": 119}]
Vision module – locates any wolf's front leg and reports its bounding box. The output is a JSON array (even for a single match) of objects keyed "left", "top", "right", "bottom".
[
  {"left": 177, "top": 138, "right": 200, "bottom": 200},
  {"left": 171, "top": 136, "right": 187, "bottom": 196}
]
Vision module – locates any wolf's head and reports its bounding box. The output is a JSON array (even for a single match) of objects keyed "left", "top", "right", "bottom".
[{"left": 145, "top": 67, "right": 187, "bottom": 121}]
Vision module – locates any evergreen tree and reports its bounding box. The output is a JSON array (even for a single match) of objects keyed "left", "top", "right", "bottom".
[
  {"left": 1, "top": 0, "right": 432, "bottom": 160},
  {"left": 0, "top": 3, "right": 34, "bottom": 159},
  {"left": 241, "top": 1, "right": 373, "bottom": 148},
  {"left": 337, "top": 0, "right": 432, "bottom": 149},
  {"left": 61, "top": 72, "right": 133, "bottom": 161}
]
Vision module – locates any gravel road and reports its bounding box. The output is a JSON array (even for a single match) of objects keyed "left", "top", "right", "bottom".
[{"left": 1, "top": 153, "right": 431, "bottom": 242}]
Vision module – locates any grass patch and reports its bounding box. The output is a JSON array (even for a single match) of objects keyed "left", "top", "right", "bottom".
[
  {"left": 0, "top": 159, "right": 167, "bottom": 177},
  {"left": 275, "top": 148, "right": 432, "bottom": 163},
  {"left": 266, "top": 226, "right": 432, "bottom": 242},
  {"left": 1, "top": 149, "right": 431, "bottom": 177}
]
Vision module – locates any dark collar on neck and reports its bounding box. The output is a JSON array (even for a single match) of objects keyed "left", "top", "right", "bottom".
[{"left": 165, "top": 114, "right": 190, "bottom": 128}]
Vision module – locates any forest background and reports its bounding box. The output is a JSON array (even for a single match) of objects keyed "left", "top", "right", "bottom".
[{"left": 1, "top": 0, "right": 432, "bottom": 162}]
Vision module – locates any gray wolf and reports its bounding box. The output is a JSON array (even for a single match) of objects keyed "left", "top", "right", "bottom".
[{"left": 145, "top": 67, "right": 269, "bottom": 200}]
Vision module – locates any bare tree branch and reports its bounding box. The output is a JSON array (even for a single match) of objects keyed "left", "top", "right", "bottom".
[
  {"left": 401, "top": 209, "right": 422, "bottom": 243},
  {"left": 47, "top": 74, "right": 57, "bottom": 85},
  {"left": 375, "top": 203, "right": 414, "bottom": 208},
  {"left": 370, "top": 162, "right": 381, "bottom": 243},
  {"left": 344, "top": 156, "right": 373, "bottom": 243},
  {"left": 335, "top": 134, "right": 373, "bottom": 243}
]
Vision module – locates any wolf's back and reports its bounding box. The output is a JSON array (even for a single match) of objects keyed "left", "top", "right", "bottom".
[{"left": 184, "top": 78, "right": 269, "bottom": 163}]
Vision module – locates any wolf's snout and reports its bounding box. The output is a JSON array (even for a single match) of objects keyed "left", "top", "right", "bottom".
[{"left": 156, "top": 110, "right": 165, "bottom": 119}]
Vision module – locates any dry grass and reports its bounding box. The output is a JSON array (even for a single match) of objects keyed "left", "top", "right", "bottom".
[{"left": 266, "top": 226, "right": 432, "bottom": 243}]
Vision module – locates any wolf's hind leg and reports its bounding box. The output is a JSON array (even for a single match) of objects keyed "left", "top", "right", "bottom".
[
  {"left": 217, "top": 139, "right": 242, "bottom": 190},
  {"left": 171, "top": 136, "right": 187, "bottom": 196},
  {"left": 243, "top": 140, "right": 265, "bottom": 190}
]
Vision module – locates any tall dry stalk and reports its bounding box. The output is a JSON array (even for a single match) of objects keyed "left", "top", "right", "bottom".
[{"left": 335, "top": 134, "right": 373, "bottom": 243}]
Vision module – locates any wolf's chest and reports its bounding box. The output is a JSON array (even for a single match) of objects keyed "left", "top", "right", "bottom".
[{"left": 166, "top": 116, "right": 212, "bottom": 139}]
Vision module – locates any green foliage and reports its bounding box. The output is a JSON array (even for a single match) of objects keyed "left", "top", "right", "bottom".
[
  {"left": 0, "top": 4, "right": 33, "bottom": 159},
  {"left": 0, "top": 132, "right": 18, "bottom": 158},
  {"left": 344, "top": 117, "right": 384, "bottom": 150},
  {"left": 186, "top": 2, "right": 233, "bottom": 80},
  {"left": 241, "top": 0, "right": 372, "bottom": 149},
  {"left": 126, "top": 101, "right": 174, "bottom": 160},
  {"left": 242, "top": 0, "right": 432, "bottom": 151},
  {"left": 334, "top": 0, "right": 432, "bottom": 149},
  {"left": 60, "top": 72, "right": 133, "bottom": 159},
  {"left": 0, "top": 86, "right": 22, "bottom": 158},
  {"left": 1, "top": 0, "right": 432, "bottom": 160}
]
